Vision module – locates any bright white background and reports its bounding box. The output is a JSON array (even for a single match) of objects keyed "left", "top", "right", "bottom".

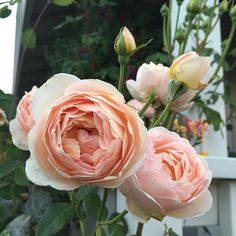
[{"left": 0, "top": 3, "right": 17, "bottom": 94}]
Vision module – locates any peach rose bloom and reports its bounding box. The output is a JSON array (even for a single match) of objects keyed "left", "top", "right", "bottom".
[
  {"left": 169, "top": 51, "right": 210, "bottom": 90},
  {"left": 120, "top": 127, "right": 212, "bottom": 222},
  {"left": 127, "top": 99, "right": 155, "bottom": 118},
  {"left": 25, "top": 73, "right": 147, "bottom": 190},
  {"left": 9, "top": 86, "right": 37, "bottom": 150},
  {"left": 126, "top": 62, "right": 196, "bottom": 112}
]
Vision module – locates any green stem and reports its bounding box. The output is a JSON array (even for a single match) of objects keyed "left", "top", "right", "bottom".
[
  {"left": 150, "top": 83, "right": 181, "bottom": 128},
  {"left": 118, "top": 64, "right": 126, "bottom": 92},
  {"left": 92, "top": 188, "right": 110, "bottom": 236},
  {"left": 208, "top": 24, "right": 236, "bottom": 84},
  {"left": 68, "top": 191, "right": 88, "bottom": 236},
  {"left": 199, "top": 0, "right": 218, "bottom": 50},
  {"left": 97, "top": 188, "right": 109, "bottom": 222},
  {"left": 117, "top": 55, "right": 129, "bottom": 93},
  {"left": 149, "top": 101, "right": 172, "bottom": 128},
  {"left": 98, "top": 210, "right": 128, "bottom": 225},
  {"left": 195, "top": 10, "right": 202, "bottom": 48},
  {"left": 136, "top": 222, "right": 144, "bottom": 236},
  {"left": 138, "top": 91, "right": 156, "bottom": 118},
  {"left": 163, "top": 15, "right": 168, "bottom": 49},
  {"left": 180, "top": 19, "right": 193, "bottom": 54},
  {"left": 173, "top": 4, "right": 181, "bottom": 45},
  {"left": 166, "top": 0, "right": 173, "bottom": 63}
]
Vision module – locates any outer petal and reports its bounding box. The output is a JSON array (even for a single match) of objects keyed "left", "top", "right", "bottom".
[
  {"left": 65, "top": 79, "right": 125, "bottom": 103},
  {"left": 126, "top": 198, "right": 151, "bottom": 223},
  {"left": 126, "top": 80, "right": 145, "bottom": 101},
  {"left": 9, "top": 119, "right": 28, "bottom": 150},
  {"left": 120, "top": 176, "right": 164, "bottom": 222},
  {"left": 171, "top": 102, "right": 194, "bottom": 112},
  {"left": 26, "top": 157, "right": 80, "bottom": 190},
  {"left": 31, "top": 73, "right": 80, "bottom": 122},
  {"left": 175, "top": 57, "right": 210, "bottom": 89},
  {"left": 166, "top": 190, "right": 213, "bottom": 218}
]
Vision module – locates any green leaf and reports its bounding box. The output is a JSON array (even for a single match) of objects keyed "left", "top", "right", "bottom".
[
  {"left": 0, "top": 159, "right": 21, "bottom": 178},
  {"left": 76, "top": 186, "right": 98, "bottom": 202},
  {"left": 21, "top": 28, "right": 36, "bottom": 49},
  {"left": 0, "top": 185, "right": 25, "bottom": 200},
  {"left": 52, "top": 0, "right": 74, "bottom": 6},
  {"left": 84, "top": 192, "right": 101, "bottom": 219},
  {"left": 0, "top": 6, "right": 11, "bottom": 19},
  {"left": 107, "top": 213, "right": 128, "bottom": 236},
  {"left": 36, "top": 203, "right": 75, "bottom": 236},
  {"left": 197, "top": 102, "right": 223, "bottom": 130},
  {"left": 13, "top": 166, "right": 29, "bottom": 186}
]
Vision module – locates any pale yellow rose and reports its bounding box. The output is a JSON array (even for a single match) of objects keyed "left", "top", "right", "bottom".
[{"left": 169, "top": 52, "right": 210, "bottom": 89}]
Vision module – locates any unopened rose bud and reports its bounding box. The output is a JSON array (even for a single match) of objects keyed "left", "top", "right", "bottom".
[
  {"left": 160, "top": 4, "right": 169, "bottom": 17},
  {"left": 114, "top": 26, "right": 136, "bottom": 56},
  {"left": 187, "top": 0, "right": 202, "bottom": 15},
  {"left": 169, "top": 52, "right": 210, "bottom": 90},
  {"left": 219, "top": 0, "right": 228, "bottom": 14},
  {"left": 0, "top": 108, "right": 7, "bottom": 126},
  {"left": 175, "top": 28, "right": 186, "bottom": 44},
  {"left": 230, "top": 5, "right": 236, "bottom": 24}
]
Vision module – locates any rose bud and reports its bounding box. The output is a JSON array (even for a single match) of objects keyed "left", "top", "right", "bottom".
[{"left": 169, "top": 51, "right": 210, "bottom": 90}]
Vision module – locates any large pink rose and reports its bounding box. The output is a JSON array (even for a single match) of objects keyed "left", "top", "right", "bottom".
[
  {"left": 9, "top": 86, "right": 37, "bottom": 150},
  {"left": 126, "top": 62, "right": 196, "bottom": 112},
  {"left": 120, "top": 127, "right": 212, "bottom": 222},
  {"left": 25, "top": 73, "right": 147, "bottom": 190}
]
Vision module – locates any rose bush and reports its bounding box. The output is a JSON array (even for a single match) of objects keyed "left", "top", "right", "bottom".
[
  {"left": 9, "top": 86, "right": 37, "bottom": 150},
  {"left": 120, "top": 127, "right": 212, "bottom": 222},
  {"left": 17, "top": 73, "right": 148, "bottom": 190}
]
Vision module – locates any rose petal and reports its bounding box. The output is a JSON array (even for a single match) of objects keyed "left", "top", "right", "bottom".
[
  {"left": 31, "top": 73, "right": 80, "bottom": 122},
  {"left": 166, "top": 190, "right": 213, "bottom": 218},
  {"left": 26, "top": 157, "right": 80, "bottom": 190}
]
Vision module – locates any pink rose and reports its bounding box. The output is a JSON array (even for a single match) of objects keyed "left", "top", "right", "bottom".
[
  {"left": 126, "top": 62, "right": 196, "bottom": 112},
  {"left": 120, "top": 127, "right": 212, "bottom": 222},
  {"left": 25, "top": 73, "right": 147, "bottom": 190},
  {"left": 9, "top": 86, "right": 37, "bottom": 150},
  {"left": 169, "top": 51, "right": 210, "bottom": 89},
  {"left": 127, "top": 99, "right": 155, "bottom": 118},
  {"left": 126, "top": 62, "right": 169, "bottom": 103}
]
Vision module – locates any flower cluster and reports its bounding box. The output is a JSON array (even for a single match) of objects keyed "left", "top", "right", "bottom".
[{"left": 9, "top": 26, "right": 213, "bottom": 233}]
